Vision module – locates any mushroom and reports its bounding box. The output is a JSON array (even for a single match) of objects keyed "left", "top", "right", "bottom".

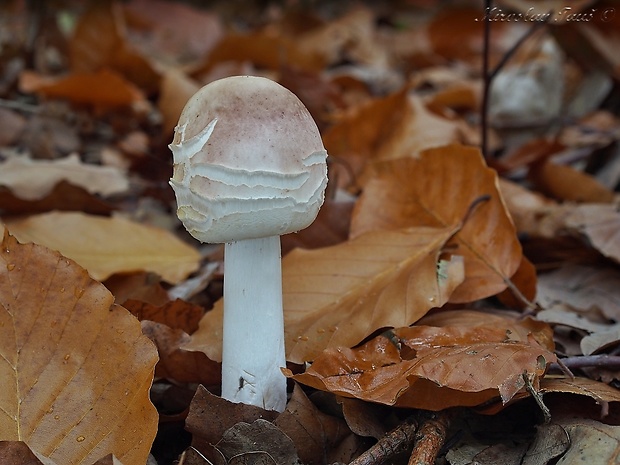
[{"left": 169, "top": 75, "right": 328, "bottom": 412}]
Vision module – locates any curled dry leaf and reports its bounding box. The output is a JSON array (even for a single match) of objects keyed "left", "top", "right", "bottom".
[
  {"left": 0, "top": 232, "right": 158, "bottom": 465},
  {"left": 0, "top": 154, "right": 129, "bottom": 201},
  {"left": 351, "top": 144, "right": 523, "bottom": 303},
  {"left": 2, "top": 211, "right": 201, "bottom": 283},
  {"left": 186, "top": 226, "right": 464, "bottom": 364},
  {"left": 287, "top": 310, "right": 556, "bottom": 410}
]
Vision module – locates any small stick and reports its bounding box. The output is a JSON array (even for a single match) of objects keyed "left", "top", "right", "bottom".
[
  {"left": 408, "top": 411, "right": 453, "bottom": 465},
  {"left": 349, "top": 415, "right": 419, "bottom": 465},
  {"left": 480, "top": 0, "right": 492, "bottom": 159},
  {"left": 550, "top": 355, "right": 620, "bottom": 372}
]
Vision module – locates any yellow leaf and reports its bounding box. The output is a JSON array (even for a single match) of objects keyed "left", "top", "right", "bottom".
[{"left": 2, "top": 212, "right": 200, "bottom": 283}]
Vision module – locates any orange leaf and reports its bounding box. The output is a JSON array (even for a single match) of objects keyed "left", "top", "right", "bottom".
[
  {"left": 69, "top": 0, "right": 160, "bottom": 94},
  {"left": 529, "top": 160, "right": 615, "bottom": 203},
  {"left": 0, "top": 232, "right": 157, "bottom": 465},
  {"left": 323, "top": 89, "right": 462, "bottom": 188},
  {"left": 19, "top": 69, "right": 144, "bottom": 110},
  {"left": 351, "top": 144, "right": 522, "bottom": 303},
  {"left": 186, "top": 227, "right": 464, "bottom": 364}
]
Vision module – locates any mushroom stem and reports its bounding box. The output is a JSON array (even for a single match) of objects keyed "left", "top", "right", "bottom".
[{"left": 221, "top": 235, "right": 287, "bottom": 412}]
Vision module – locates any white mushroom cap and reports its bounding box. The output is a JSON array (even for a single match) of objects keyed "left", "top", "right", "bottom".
[{"left": 169, "top": 75, "right": 328, "bottom": 243}]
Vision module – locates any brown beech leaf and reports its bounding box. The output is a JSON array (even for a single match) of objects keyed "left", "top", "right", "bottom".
[
  {"left": 186, "top": 226, "right": 464, "bottom": 364},
  {"left": 217, "top": 419, "right": 301, "bottom": 465},
  {"left": 0, "top": 441, "right": 57, "bottom": 465},
  {"left": 0, "top": 442, "right": 129, "bottom": 465},
  {"left": 193, "top": 29, "right": 324, "bottom": 78},
  {"left": 529, "top": 160, "right": 615, "bottom": 203},
  {"left": 69, "top": 0, "right": 160, "bottom": 94},
  {"left": 287, "top": 318, "right": 555, "bottom": 410},
  {"left": 157, "top": 68, "right": 201, "bottom": 135},
  {"left": 541, "top": 376, "right": 620, "bottom": 404},
  {"left": 402, "top": 309, "right": 555, "bottom": 352},
  {"left": 351, "top": 144, "right": 522, "bottom": 303},
  {"left": 281, "top": 194, "right": 354, "bottom": 254},
  {"left": 124, "top": 298, "right": 204, "bottom": 334},
  {"left": 19, "top": 69, "right": 145, "bottom": 110},
  {"left": 275, "top": 384, "right": 362, "bottom": 465},
  {"left": 496, "top": 255, "right": 538, "bottom": 310},
  {"left": 0, "top": 181, "right": 115, "bottom": 216},
  {"left": 123, "top": 0, "right": 223, "bottom": 66},
  {"left": 0, "top": 232, "right": 158, "bottom": 465},
  {"left": 323, "top": 89, "right": 462, "bottom": 189},
  {"left": 185, "top": 385, "right": 279, "bottom": 463},
  {"left": 2, "top": 212, "right": 201, "bottom": 283},
  {"left": 323, "top": 86, "right": 410, "bottom": 166},
  {"left": 0, "top": 154, "right": 129, "bottom": 201},
  {"left": 564, "top": 204, "right": 620, "bottom": 264},
  {"left": 536, "top": 265, "right": 620, "bottom": 320},
  {"left": 141, "top": 321, "right": 220, "bottom": 386}
]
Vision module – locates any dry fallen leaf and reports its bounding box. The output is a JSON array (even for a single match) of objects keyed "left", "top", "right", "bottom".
[
  {"left": 537, "top": 265, "right": 620, "bottom": 320},
  {"left": 0, "top": 154, "right": 129, "bottom": 201},
  {"left": 275, "top": 385, "right": 361, "bottom": 465},
  {"left": 564, "top": 203, "right": 620, "bottom": 264},
  {"left": 351, "top": 144, "right": 523, "bottom": 303},
  {"left": 0, "top": 181, "right": 115, "bottom": 216},
  {"left": 529, "top": 160, "right": 615, "bottom": 203},
  {"left": 0, "top": 232, "right": 158, "bottom": 465},
  {"left": 186, "top": 226, "right": 464, "bottom": 364},
  {"left": 141, "top": 321, "right": 220, "bottom": 386},
  {"left": 124, "top": 298, "right": 204, "bottom": 334},
  {"left": 287, "top": 311, "right": 556, "bottom": 410},
  {"left": 69, "top": 0, "right": 160, "bottom": 94},
  {"left": 2, "top": 211, "right": 201, "bottom": 283},
  {"left": 323, "top": 88, "right": 463, "bottom": 188},
  {"left": 19, "top": 69, "right": 145, "bottom": 110},
  {"left": 185, "top": 385, "right": 279, "bottom": 464}
]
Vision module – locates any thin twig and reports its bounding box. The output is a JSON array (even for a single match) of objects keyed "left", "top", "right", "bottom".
[
  {"left": 523, "top": 372, "right": 551, "bottom": 423},
  {"left": 487, "top": 14, "right": 552, "bottom": 82},
  {"left": 480, "top": 2, "right": 552, "bottom": 159},
  {"left": 480, "top": 0, "right": 492, "bottom": 159},
  {"left": 550, "top": 355, "right": 620, "bottom": 372},
  {"left": 349, "top": 415, "right": 419, "bottom": 465},
  {"left": 408, "top": 411, "right": 453, "bottom": 465}
]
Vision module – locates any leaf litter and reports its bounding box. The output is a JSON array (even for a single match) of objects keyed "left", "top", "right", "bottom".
[{"left": 0, "top": 0, "right": 620, "bottom": 464}]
